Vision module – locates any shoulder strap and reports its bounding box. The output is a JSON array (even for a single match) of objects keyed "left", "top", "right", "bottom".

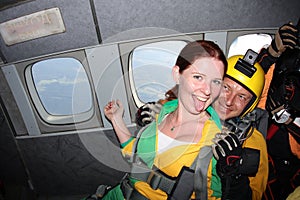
[
  {"left": 129, "top": 113, "right": 216, "bottom": 199},
  {"left": 191, "top": 145, "right": 213, "bottom": 200},
  {"left": 128, "top": 124, "right": 150, "bottom": 163}
]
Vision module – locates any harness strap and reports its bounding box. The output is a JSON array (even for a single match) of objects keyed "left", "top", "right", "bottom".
[
  {"left": 127, "top": 124, "right": 150, "bottom": 163},
  {"left": 129, "top": 146, "right": 213, "bottom": 199},
  {"left": 121, "top": 178, "right": 149, "bottom": 200},
  {"left": 125, "top": 108, "right": 216, "bottom": 199},
  {"left": 192, "top": 146, "right": 213, "bottom": 200},
  {"left": 130, "top": 161, "right": 176, "bottom": 194}
]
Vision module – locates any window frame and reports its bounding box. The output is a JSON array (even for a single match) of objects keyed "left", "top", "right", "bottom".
[
  {"left": 24, "top": 56, "right": 95, "bottom": 125},
  {"left": 119, "top": 34, "right": 203, "bottom": 111},
  {"left": 128, "top": 40, "right": 188, "bottom": 106}
]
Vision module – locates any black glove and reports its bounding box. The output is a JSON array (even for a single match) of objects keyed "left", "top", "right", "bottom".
[
  {"left": 212, "top": 133, "right": 242, "bottom": 177},
  {"left": 212, "top": 133, "right": 259, "bottom": 200},
  {"left": 220, "top": 175, "right": 252, "bottom": 200},
  {"left": 135, "top": 102, "right": 162, "bottom": 127},
  {"left": 212, "top": 133, "right": 260, "bottom": 177},
  {"left": 268, "top": 23, "right": 298, "bottom": 57}
]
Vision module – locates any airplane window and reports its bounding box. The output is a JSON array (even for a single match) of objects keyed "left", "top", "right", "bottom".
[
  {"left": 130, "top": 40, "right": 187, "bottom": 103},
  {"left": 31, "top": 57, "right": 93, "bottom": 116},
  {"left": 228, "top": 34, "right": 272, "bottom": 58}
]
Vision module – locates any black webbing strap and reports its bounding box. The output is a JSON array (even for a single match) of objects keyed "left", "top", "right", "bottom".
[
  {"left": 127, "top": 123, "right": 177, "bottom": 195},
  {"left": 130, "top": 161, "right": 177, "bottom": 194},
  {"left": 130, "top": 146, "right": 213, "bottom": 199},
  {"left": 126, "top": 124, "right": 213, "bottom": 199},
  {"left": 120, "top": 178, "right": 149, "bottom": 200}
]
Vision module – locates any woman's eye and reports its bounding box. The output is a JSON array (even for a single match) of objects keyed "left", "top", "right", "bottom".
[
  {"left": 193, "top": 75, "right": 203, "bottom": 80},
  {"left": 212, "top": 80, "right": 222, "bottom": 85}
]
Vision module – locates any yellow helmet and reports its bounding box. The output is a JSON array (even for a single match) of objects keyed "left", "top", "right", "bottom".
[{"left": 226, "top": 54, "right": 265, "bottom": 117}]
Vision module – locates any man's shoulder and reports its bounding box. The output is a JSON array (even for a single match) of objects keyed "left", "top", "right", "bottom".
[{"left": 244, "top": 128, "right": 267, "bottom": 150}]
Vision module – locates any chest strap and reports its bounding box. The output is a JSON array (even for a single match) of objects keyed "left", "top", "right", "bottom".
[
  {"left": 127, "top": 146, "right": 213, "bottom": 200},
  {"left": 123, "top": 121, "right": 214, "bottom": 199},
  {"left": 131, "top": 161, "right": 177, "bottom": 194},
  {"left": 130, "top": 160, "right": 195, "bottom": 200}
]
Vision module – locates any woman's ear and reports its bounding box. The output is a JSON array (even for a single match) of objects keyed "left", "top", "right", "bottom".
[{"left": 173, "top": 65, "right": 180, "bottom": 84}]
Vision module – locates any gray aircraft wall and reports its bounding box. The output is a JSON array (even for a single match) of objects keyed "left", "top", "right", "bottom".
[{"left": 0, "top": 0, "right": 299, "bottom": 63}]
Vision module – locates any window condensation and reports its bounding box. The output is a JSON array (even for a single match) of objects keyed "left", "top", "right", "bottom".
[
  {"left": 31, "top": 57, "right": 92, "bottom": 116},
  {"left": 131, "top": 40, "right": 187, "bottom": 103}
]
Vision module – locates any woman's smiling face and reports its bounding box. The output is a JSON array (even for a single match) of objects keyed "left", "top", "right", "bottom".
[{"left": 174, "top": 57, "right": 224, "bottom": 115}]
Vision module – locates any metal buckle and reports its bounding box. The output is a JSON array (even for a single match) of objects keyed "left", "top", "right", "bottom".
[{"left": 147, "top": 171, "right": 161, "bottom": 190}]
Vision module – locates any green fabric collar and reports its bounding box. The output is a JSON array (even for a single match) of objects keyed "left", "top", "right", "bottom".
[{"left": 137, "top": 99, "right": 221, "bottom": 167}]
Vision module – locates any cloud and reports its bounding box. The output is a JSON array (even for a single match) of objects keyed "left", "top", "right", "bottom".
[{"left": 36, "top": 76, "right": 89, "bottom": 92}]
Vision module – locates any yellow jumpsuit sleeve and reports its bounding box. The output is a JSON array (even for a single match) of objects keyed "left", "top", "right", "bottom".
[{"left": 121, "top": 138, "right": 136, "bottom": 157}]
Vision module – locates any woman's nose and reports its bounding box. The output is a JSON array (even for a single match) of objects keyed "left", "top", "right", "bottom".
[{"left": 201, "top": 82, "right": 211, "bottom": 96}]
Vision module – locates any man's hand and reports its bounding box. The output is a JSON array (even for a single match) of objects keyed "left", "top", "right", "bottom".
[
  {"left": 268, "top": 22, "right": 298, "bottom": 57},
  {"left": 212, "top": 132, "right": 260, "bottom": 177},
  {"left": 212, "top": 133, "right": 242, "bottom": 176},
  {"left": 212, "top": 132, "right": 260, "bottom": 199},
  {"left": 135, "top": 102, "right": 162, "bottom": 127}
]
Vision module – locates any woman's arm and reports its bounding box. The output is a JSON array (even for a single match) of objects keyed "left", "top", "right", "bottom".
[{"left": 104, "top": 99, "right": 132, "bottom": 144}]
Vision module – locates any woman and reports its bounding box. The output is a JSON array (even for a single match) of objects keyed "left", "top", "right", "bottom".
[{"left": 103, "top": 40, "right": 227, "bottom": 199}]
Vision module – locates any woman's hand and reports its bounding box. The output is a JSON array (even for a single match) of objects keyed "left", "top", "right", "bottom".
[
  {"left": 104, "top": 99, "right": 124, "bottom": 122},
  {"left": 104, "top": 99, "right": 131, "bottom": 143}
]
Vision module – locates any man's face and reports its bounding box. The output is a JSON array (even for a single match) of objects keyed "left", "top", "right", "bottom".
[{"left": 213, "top": 77, "right": 253, "bottom": 120}]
